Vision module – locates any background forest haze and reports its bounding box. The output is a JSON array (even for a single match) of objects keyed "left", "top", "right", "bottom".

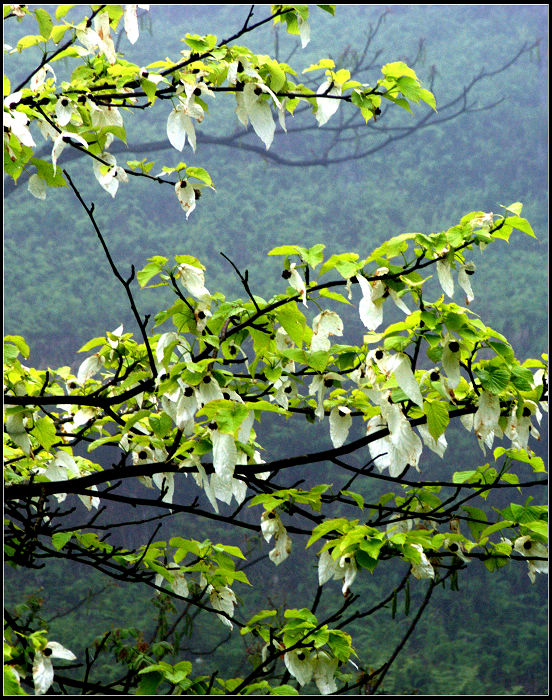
[{"left": 4, "top": 4, "right": 548, "bottom": 695}]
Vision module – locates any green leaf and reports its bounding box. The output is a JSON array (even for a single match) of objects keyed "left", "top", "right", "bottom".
[
  {"left": 137, "top": 258, "right": 168, "bottom": 287},
  {"left": 34, "top": 8, "right": 53, "bottom": 39},
  {"left": 341, "top": 490, "right": 364, "bottom": 510},
  {"left": 509, "top": 365, "right": 534, "bottom": 391},
  {"left": 504, "top": 215, "right": 536, "bottom": 238},
  {"left": 274, "top": 302, "right": 307, "bottom": 347},
  {"left": 423, "top": 399, "right": 449, "bottom": 441},
  {"left": 268, "top": 245, "right": 302, "bottom": 256},
  {"left": 474, "top": 366, "right": 510, "bottom": 394},
  {"left": 186, "top": 166, "right": 213, "bottom": 187},
  {"left": 4, "top": 335, "right": 30, "bottom": 359},
  {"left": 51, "top": 531, "right": 74, "bottom": 550},
  {"left": 136, "top": 671, "right": 164, "bottom": 695},
  {"left": 319, "top": 288, "right": 351, "bottom": 305},
  {"left": 30, "top": 416, "right": 57, "bottom": 451},
  {"left": 55, "top": 5, "right": 75, "bottom": 20}
]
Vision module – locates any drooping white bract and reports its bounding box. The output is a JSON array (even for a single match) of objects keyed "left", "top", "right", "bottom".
[
  {"left": 212, "top": 430, "right": 237, "bottom": 481},
  {"left": 52, "top": 131, "right": 89, "bottom": 174},
  {"left": 123, "top": 5, "right": 149, "bottom": 45},
  {"left": 444, "top": 538, "right": 471, "bottom": 564},
  {"left": 90, "top": 103, "right": 123, "bottom": 136},
  {"left": 409, "top": 543, "right": 435, "bottom": 580},
  {"left": 309, "top": 372, "right": 343, "bottom": 421},
  {"left": 329, "top": 406, "right": 352, "bottom": 448},
  {"left": 54, "top": 96, "right": 77, "bottom": 127},
  {"left": 93, "top": 9, "right": 116, "bottom": 64},
  {"left": 175, "top": 262, "right": 210, "bottom": 299},
  {"left": 311, "top": 310, "right": 343, "bottom": 352},
  {"left": 284, "top": 649, "right": 314, "bottom": 687},
  {"left": 33, "top": 641, "right": 76, "bottom": 695},
  {"left": 152, "top": 471, "right": 175, "bottom": 505},
  {"left": 196, "top": 375, "right": 224, "bottom": 406},
  {"left": 206, "top": 579, "right": 238, "bottom": 630},
  {"left": 5, "top": 413, "right": 31, "bottom": 455},
  {"left": 78, "top": 484, "right": 100, "bottom": 511},
  {"left": 513, "top": 536, "right": 548, "bottom": 584},
  {"left": 170, "top": 565, "right": 189, "bottom": 598},
  {"left": 357, "top": 272, "right": 388, "bottom": 331},
  {"left": 186, "top": 453, "right": 219, "bottom": 513},
  {"left": 235, "top": 81, "right": 281, "bottom": 150},
  {"left": 458, "top": 263, "right": 475, "bottom": 303},
  {"left": 372, "top": 351, "right": 424, "bottom": 409},
  {"left": 366, "top": 415, "right": 390, "bottom": 472},
  {"left": 261, "top": 510, "right": 292, "bottom": 565},
  {"left": 317, "top": 549, "right": 357, "bottom": 595},
  {"left": 436, "top": 257, "right": 454, "bottom": 298},
  {"left": 315, "top": 79, "right": 342, "bottom": 127},
  {"left": 312, "top": 650, "right": 339, "bottom": 695},
  {"left": 473, "top": 390, "right": 501, "bottom": 450},
  {"left": 272, "top": 375, "right": 296, "bottom": 410},
  {"left": 28, "top": 173, "right": 47, "bottom": 200},
  {"left": 297, "top": 13, "right": 311, "bottom": 47},
  {"left": 416, "top": 423, "right": 448, "bottom": 458},
  {"left": 76, "top": 353, "right": 103, "bottom": 384},
  {"left": 4, "top": 99, "right": 36, "bottom": 149},
  {"left": 288, "top": 263, "right": 308, "bottom": 307},
  {"left": 167, "top": 94, "right": 204, "bottom": 152},
  {"left": 441, "top": 335, "right": 462, "bottom": 388},
  {"left": 503, "top": 406, "right": 538, "bottom": 450},
  {"left": 41, "top": 450, "right": 80, "bottom": 503},
  {"left": 174, "top": 180, "right": 197, "bottom": 218},
  {"left": 93, "top": 153, "right": 128, "bottom": 198},
  {"left": 29, "top": 63, "right": 56, "bottom": 91},
  {"left": 367, "top": 396, "right": 423, "bottom": 477}
]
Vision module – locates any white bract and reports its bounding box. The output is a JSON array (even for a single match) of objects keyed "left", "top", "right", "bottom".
[
  {"left": 52, "top": 131, "right": 88, "bottom": 175},
  {"left": 235, "top": 81, "right": 281, "bottom": 150},
  {"left": 312, "top": 650, "right": 339, "bottom": 695},
  {"left": 284, "top": 649, "right": 314, "bottom": 687},
  {"left": 409, "top": 543, "right": 435, "bottom": 580},
  {"left": 473, "top": 390, "right": 501, "bottom": 451},
  {"left": 33, "top": 641, "right": 76, "bottom": 695},
  {"left": 261, "top": 510, "right": 292, "bottom": 565},
  {"left": 311, "top": 310, "right": 343, "bottom": 352},
  {"left": 367, "top": 396, "right": 423, "bottom": 477},
  {"left": 29, "top": 64, "right": 55, "bottom": 91},
  {"left": 318, "top": 549, "right": 357, "bottom": 595},
  {"left": 316, "top": 79, "right": 342, "bottom": 127},
  {"left": 77, "top": 353, "right": 103, "bottom": 384},
  {"left": 93, "top": 153, "right": 128, "bottom": 197},
  {"left": 441, "top": 335, "right": 462, "bottom": 388},
  {"left": 436, "top": 257, "right": 454, "bottom": 298},
  {"left": 288, "top": 263, "right": 308, "bottom": 307},
  {"left": 358, "top": 273, "right": 384, "bottom": 331},
  {"left": 124, "top": 5, "right": 150, "bottom": 45},
  {"left": 174, "top": 180, "right": 197, "bottom": 218},
  {"left": 175, "top": 262, "right": 210, "bottom": 298},
  {"left": 167, "top": 95, "right": 204, "bottom": 152},
  {"left": 329, "top": 406, "right": 352, "bottom": 448},
  {"left": 458, "top": 262, "right": 475, "bottom": 303},
  {"left": 4, "top": 96, "right": 36, "bottom": 148},
  {"left": 513, "top": 536, "right": 548, "bottom": 583}
]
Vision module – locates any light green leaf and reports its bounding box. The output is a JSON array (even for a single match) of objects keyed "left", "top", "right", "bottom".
[{"left": 423, "top": 399, "right": 449, "bottom": 441}]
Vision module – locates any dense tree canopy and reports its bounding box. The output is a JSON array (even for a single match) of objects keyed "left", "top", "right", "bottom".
[{"left": 4, "top": 4, "right": 548, "bottom": 696}]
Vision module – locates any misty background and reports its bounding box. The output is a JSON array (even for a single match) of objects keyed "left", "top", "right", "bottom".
[{"left": 4, "top": 5, "right": 548, "bottom": 694}]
